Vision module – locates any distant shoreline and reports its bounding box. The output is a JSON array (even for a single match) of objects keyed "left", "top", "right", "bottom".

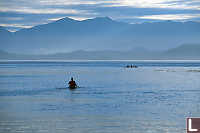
[{"left": 1, "top": 59, "right": 200, "bottom": 62}]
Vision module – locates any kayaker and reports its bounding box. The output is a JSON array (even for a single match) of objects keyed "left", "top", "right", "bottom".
[{"left": 68, "top": 77, "right": 77, "bottom": 89}]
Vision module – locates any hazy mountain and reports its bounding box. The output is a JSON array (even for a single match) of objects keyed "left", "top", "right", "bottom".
[
  {"left": 1, "top": 44, "right": 200, "bottom": 60},
  {"left": 0, "top": 17, "right": 200, "bottom": 54},
  {"left": 163, "top": 44, "right": 200, "bottom": 59},
  {"left": 0, "top": 26, "right": 13, "bottom": 48}
]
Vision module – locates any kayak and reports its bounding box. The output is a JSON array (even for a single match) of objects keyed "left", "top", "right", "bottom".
[{"left": 68, "top": 85, "right": 77, "bottom": 89}]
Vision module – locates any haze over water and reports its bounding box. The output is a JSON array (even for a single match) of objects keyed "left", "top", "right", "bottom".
[{"left": 0, "top": 60, "right": 200, "bottom": 133}]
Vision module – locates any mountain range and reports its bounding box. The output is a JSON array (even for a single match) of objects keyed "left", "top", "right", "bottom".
[
  {"left": 0, "top": 17, "right": 200, "bottom": 55},
  {"left": 1, "top": 44, "right": 200, "bottom": 60}
]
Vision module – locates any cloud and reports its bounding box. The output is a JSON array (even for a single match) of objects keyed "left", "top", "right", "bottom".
[
  {"left": 0, "top": 17, "right": 24, "bottom": 21},
  {"left": 1, "top": 0, "right": 199, "bottom": 15},
  {"left": 104, "top": 0, "right": 200, "bottom": 10},
  {"left": 0, "top": 7, "right": 87, "bottom": 14},
  {"left": 137, "top": 14, "right": 200, "bottom": 20},
  {"left": 0, "top": 23, "right": 32, "bottom": 28},
  {"left": 68, "top": 16, "right": 93, "bottom": 20},
  {"left": 37, "top": 0, "right": 111, "bottom": 5},
  {"left": 0, "top": 0, "right": 200, "bottom": 31}
]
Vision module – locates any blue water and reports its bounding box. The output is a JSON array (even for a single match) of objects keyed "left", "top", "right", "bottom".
[{"left": 0, "top": 60, "right": 200, "bottom": 133}]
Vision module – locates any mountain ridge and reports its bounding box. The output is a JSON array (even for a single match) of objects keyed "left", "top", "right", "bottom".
[{"left": 0, "top": 17, "right": 200, "bottom": 54}]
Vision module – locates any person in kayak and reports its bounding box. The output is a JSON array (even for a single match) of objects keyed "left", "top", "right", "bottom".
[{"left": 68, "top": 77, "right": 77, "bottom": 89}]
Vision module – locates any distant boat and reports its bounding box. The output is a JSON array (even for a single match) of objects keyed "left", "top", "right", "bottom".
[{"left": 126, "top": 65, "right": 138, "bottom": 68}]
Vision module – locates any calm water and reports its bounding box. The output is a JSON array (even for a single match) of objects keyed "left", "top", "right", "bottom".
[{"left": 0, "top": 60, "right": 200, "bottom": 133}]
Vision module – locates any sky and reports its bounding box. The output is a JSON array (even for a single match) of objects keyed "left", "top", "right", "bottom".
[{"left": 0, "top": 0, "right": 200, "bottom": 31}]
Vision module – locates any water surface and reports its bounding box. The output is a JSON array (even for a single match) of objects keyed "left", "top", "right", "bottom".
[{"left": 0, "top": 60, "right": 200, "bottom": 133}]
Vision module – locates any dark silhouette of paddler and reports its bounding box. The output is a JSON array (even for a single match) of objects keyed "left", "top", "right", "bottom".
[{"left": 68, "top": 77, "right": 77, "bottom": 89}]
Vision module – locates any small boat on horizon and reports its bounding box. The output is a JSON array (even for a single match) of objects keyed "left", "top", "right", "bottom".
[{"left": 126, "top": 65, "right": 138, "bottom": 68}]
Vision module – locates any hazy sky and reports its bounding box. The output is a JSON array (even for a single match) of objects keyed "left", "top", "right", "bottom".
[{"left": 0, "top": 0, "right": 200, "bottom": 31}]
